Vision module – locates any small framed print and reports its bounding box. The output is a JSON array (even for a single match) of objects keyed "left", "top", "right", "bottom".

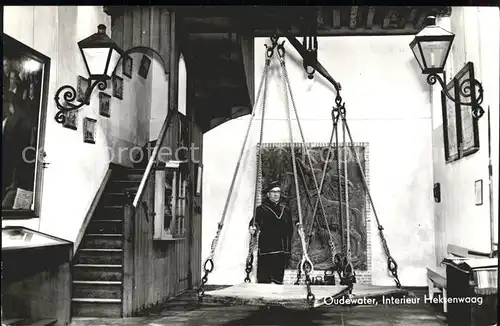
[
  {"left": 433, "top": 183, "right": 441, "bottom": 203},
  {"left": 63, "top": 110, "right": 78, "bottom": 130},
  {"left": 138, "top": 55, "right": 151, "bottom": 79},
  {"left": 112, "top": 74, "right": 123, "bottom": 100},
  {"left": 76, "top": 75, "right": 90, "bottom": 104},
  {"left": 122, "top": 54, "right": 133, "bottom": 79},
  {"left": 474, "top": 179, "right": 483, "bottom": 206},
  {"left": 83, "top": 117, "right": 97, "bottom": 144},
  {"left": 195, "top": 163, "right": 203, "bottom": 196},
  {"left": 99, "top": 92, "right": 111, "bottom": 118}
]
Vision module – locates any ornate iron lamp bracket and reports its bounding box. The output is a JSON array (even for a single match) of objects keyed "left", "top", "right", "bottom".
[
  {"left": 54, "top": 79, "right": 107, "bottom": 124},
  {"left": 53, "top": 45, "right": 168, "bottom": 125},
  {"left": 427, "top": 73, "right": 485, "bottom": 119}
]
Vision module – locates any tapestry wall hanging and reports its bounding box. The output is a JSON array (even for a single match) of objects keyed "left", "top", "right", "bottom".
[{"left": 258, "top": 142, "right": 369, "bottom": 271}]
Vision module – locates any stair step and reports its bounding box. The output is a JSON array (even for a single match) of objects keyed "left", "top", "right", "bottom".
[
  {"left": 71, "top": 301, "right": 122, "bottom": 317},
  {"left": 86, "top": 233, "right": 122, "bottom": 237},
  {"left": 2, "top": 319, "right": 24, "bottom": 325},
  {"left": 87, "top": 220, "right": 123, "bottom": 234},
  {"left": 74, "top": 264, "right": 122, "bottom": 267},
  {"left": 80, "top": 248, "right": 122, "bottom": 252},
  {"left": 81, "top": 235, "right": 123, "bottom": 249},
  {"left": 118, "top": 173, "right": 144, "bottom": 181},
  {"left": 108, "top": 180, "right": 140, "bottom": 192},
  {"left": 73, "top": 264, "right": 122, "bottom": 281},
  {"left": 100, "top": 193, "right": 132, "bottom": 206},
  {"left": 73, "top": 280, "right": 122, "bottom": 284},
  {"left": 93, "top": 206, "right": 125, "bottom": 221},
  {"left": 75, "top": 249, "right": 123, "bottom": 264},
  {"left": 73, "top": 280, "right": 123, "bottom": 298},
  {"left": 72, "top": 298, "right": 121, "bottom": 303},
  {"left": 112, "top": 168, "right": 146, "bottom": 175},
  {"left": 1, "top": 319, "right": 57, "bottom": 326},
  {"left": 25, "top": 319, "right": 57, "bottom": 326}
]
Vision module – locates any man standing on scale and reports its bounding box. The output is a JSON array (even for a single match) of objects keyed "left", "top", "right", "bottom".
[{"left": 249, "top": 180, "right": 294, "bottom": 284}]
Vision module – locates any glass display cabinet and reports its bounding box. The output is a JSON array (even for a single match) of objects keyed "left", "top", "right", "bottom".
[
  {"left": 2, "top": 227, "right": 72, "bottom": 325},
  {"left": 153, "top": 161, "right": 188, "bottom": 240},
  {"left": 2, "top": 226, "right": 71, "bottom": 251}
]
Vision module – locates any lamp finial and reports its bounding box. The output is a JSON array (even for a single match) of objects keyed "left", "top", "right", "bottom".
[
  {"left": 425, "top": 16, "right": 437, "bottom": 27},
  {"left": 97, "top": 24, "right": 106, "bottom": 34}
]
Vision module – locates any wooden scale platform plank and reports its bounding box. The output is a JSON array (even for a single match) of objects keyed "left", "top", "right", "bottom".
[{"left": 203, "top": 283, "right": 412, "bottom": 308}]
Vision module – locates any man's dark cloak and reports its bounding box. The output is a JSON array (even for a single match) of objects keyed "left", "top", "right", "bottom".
[{"left": 250, "top": 198, "right": 294, "bottom": 284}]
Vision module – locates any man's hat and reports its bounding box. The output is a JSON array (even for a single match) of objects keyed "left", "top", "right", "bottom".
[{"left": 263, "top": 180, "right": 281, "bottom": 194}]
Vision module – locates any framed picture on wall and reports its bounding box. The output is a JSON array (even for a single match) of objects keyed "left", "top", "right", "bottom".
[
  {"left": 63, "top": 110, "right": 78, "bottom": 130},
  {"left": 455, "top": 62, "right": 480, "bottom": 157},
  {"left": 441, "top": 79, "right": 460, "bottom": 163},
  {"left": 2, "top": 33, "right": 51, "bottom": 217},
  {"left": 138, "top": 55, "right": 151, "bottom": 79},
  {"left": 442, "top": 62, "right": 481, "bottom": 164},
  {"left": 195, "top": 163, "right": 203, "bottom": 196},
  {"left": 474, "top": 179, "right": 483, "bottom": 206},
  {"left": 99, "top": 92, "right": 111, "bottom": 118},
  {"left": 83, "top": 117, "right": 97, "bottom": 144},
  {"left": 122, "top": 54, "right": 133, "bottom": 79},
  {"left": 76, "top": 75, "right": 90, "bottom": 104},
  {"left": 112, "top": 74, "right": 123, "bottom": 100}
]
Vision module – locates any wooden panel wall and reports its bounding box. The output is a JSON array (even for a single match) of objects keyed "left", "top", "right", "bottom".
[
  {"left": 123, "top": 179, "right": 192, "bottom": 315},
  {"left": 115, "top": 7, "right": 201, "bottom": 315},
  {"left": 110, "top": 6, "right": 171, "bottom": 74},
  {"left": 189, "top": 123, "right": 203, "bottom": 287},
  {"left": 185, "top": 51, "right": 204, "bottom": 287}
]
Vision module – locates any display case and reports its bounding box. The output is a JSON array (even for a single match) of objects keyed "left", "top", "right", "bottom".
[
  {"left": 442, "top": 257, "right": 497, "bottom": 326},
  {"left": 2, "top": 226, "right": 71, "bottom": 250},
  {"left": 153, "top": 161, "right": 188, "bottom": 240},
  {"left": 2, "top": 227, "right": 72, "bottom": 325}
]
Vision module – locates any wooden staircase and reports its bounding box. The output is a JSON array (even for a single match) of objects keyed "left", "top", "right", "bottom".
[{"left": 71, "top": 166, "right": 144, "bottom": 317}]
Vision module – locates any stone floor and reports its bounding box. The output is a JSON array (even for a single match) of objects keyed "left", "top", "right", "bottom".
[{"left": 70, "top": 287, "right": 447, "bottom": 326}]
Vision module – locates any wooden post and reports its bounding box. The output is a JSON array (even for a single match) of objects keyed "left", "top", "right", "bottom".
[
  {"left": 186, "top": 62, "right": 194, "bottom": 289},
  {"left": 122, "top": 205, "right": 135, "bottom": 316},
  {"left": 169, "top": 10, "right": 179, "bottom": 115}
]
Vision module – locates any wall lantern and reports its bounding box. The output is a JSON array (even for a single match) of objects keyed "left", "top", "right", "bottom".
[
  {"left": 53, "top": 24, "right": 168, "bottom": 124},
  {"left": 410, "top": 16, "right": 485, "bottom": 119}
]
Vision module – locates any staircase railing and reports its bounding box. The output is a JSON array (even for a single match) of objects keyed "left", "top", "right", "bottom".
[{"left": 132, "top": 110, "right": 176, "bottom": 209}]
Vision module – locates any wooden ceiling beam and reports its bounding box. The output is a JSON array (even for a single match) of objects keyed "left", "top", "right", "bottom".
[
  {"left": 366, "top": 7, "right": 376, "bottom": 29},
  {"left": 333, "top": 9, "right": 342, "bottom": 29},
  {"left": 382, "top": 8, "right": 395, "bottom": 29},
  {"left": 318, "top": 7, "right": 333, "bottom": 30},
  {"left": 397, "top": 7, "right": 411, "bottom": 29},
  {"left": 317, "top": 7, "right": 327, "bottom": 31},
  {"left": 407, "top": 8, "right": 419, "bottom": 27},
  {"left": 414, "top": 10, "right": 428, "bottom": 30},
  {"left": 251, "top": 27, "right": 420, "bottom": 37},
  {"left": 349, "top": 6, "right": 358, "bottom": 30}
]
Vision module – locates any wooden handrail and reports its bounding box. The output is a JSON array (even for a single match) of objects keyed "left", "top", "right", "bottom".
[{"left": 132, "top": 110, "right": 175, "bottom": 208}]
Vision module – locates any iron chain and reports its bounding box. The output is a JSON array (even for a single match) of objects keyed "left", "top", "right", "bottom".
[
  {"left": 279, "top": 52, "right": 338, "bottom": 271},
  {"left": 336, "top": 106, "right": 401, "bottom": 289},
  {"left": 304, "top": 272, "right": 315, "bottom": 307},
  {"left": 244, "top": 53, "right": 272, "bottom": 283},
  {"left": 197, "top": 50, "right": 273, "bottom": 299}
]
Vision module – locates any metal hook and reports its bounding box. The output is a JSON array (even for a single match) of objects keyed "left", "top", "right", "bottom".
[{"left": 277, "top": 40, "right": 286, "bottom": 58}]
